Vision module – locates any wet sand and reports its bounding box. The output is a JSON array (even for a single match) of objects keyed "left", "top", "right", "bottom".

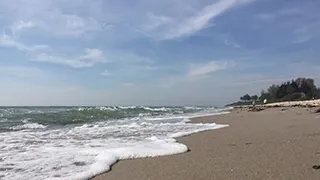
[{"left": 93, "top": 107, "right": 320, "bottom": 180}]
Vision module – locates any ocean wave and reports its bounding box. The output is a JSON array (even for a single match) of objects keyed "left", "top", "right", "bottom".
[
  {"left": 0, "top": 106, "right": 222, "bottom": 127},
  {"left": 118, "top": 106, "right": 137, "bottom": 109},
  {"left": 10, "top": 123, "right": 47, "bottom": 130},
  {"left": 0, "top": 106, "right": 230, "bottom": 180},
  {"left": 141, "top": 106, "right": 169, "bottom": 111}
]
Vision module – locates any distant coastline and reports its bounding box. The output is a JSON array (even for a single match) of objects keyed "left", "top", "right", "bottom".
[{"left": 226, "top": 77, "right": 320, "bottom": 107}]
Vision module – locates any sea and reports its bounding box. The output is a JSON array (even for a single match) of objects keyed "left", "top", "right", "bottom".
[{"left": 0, "top": 106, "right": 230, "bottom": 180}]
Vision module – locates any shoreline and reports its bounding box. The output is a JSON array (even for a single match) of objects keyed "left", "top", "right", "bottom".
[
  {"left": 93, "top": 106, "right": 320, "bottom": 180},
  {"left": 231, "top": 99, "right": 320, "bottom": 108}
]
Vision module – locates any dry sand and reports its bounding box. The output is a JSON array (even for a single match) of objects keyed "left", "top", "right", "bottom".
[
  {"left": 93, "top": 107, "right": 320, "bottom": 180},
  {"left": 265, "top": 99, "right": 320, "bottom": 107}
]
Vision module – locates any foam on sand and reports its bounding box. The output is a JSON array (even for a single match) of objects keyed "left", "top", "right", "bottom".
[
  {"left": 48, "top": 124, "right": 228, "bottom": 180},
  {"left": 51, "top": 138, "right": 188, "bottom": 180},
  {"left": 0, "top": 107, "right": 229, "bottom": 180}
]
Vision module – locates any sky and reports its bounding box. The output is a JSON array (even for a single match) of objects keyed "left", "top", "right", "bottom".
[{"left": 0, "top": 0, "right": 320, "bottom": 106}]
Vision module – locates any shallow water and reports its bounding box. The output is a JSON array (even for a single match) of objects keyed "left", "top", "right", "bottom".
[{"left": 0, "top": 106, "right": 229, "bottom": 180}]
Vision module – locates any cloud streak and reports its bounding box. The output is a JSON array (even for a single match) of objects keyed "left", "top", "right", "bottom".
[
  {"left": 100, "top": 70, "right": 113, "bottom": 77},
  {"left": 11, "top": 20, "right": 35, "bottom": 35},
  {"left": 33, "top": 48, "right": 106, "bottom": 68},
  {"left": 257, "top": 2, "right": 320, "bottom": 44},
  {"left": 188, "top": 60, "right": 234, "bottom": 78},
  {"left": 0, "top": 33, "right": 48, "bottom": 52},
  {"left": 142, "top": 0, "right": 255, "bottom": 40},
  {"left": 0, "top": 0, "right": 105, "bottom": 37}
]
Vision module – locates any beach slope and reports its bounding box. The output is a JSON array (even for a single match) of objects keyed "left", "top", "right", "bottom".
[{"left": 93, "top": 107, "right": 320, "bottom": 180}]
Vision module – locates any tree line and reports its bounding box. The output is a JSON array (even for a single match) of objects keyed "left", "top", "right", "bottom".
[
  {"left": 228, "top": 77, "right": 320, "bottom": 106},
  {"left": 241, "top": 77, "right": 320, "bottom": 103}
]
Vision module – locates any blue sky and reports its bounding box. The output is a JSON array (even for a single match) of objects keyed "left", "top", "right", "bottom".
[{"left": 0, "top": 0, "right": 320, "bottom": 106}]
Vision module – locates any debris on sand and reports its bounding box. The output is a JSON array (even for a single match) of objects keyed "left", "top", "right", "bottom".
[
  {"left": 248, "top": 107, "right": 265, "bottom": 112},
  {"left": 312, "top": 165, "right": 320, "bottom": 170}
]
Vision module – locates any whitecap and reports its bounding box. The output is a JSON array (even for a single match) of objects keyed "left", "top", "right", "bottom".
[
  {"left": 10, "top": 123, "right": 47, "bottom": 130},
  {"left": 0, "top": 106, "right": 230, "bottom": 180}
]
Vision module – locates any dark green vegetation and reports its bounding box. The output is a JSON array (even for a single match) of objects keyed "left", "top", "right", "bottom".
[{"left": 227, "top": 77, "right": 320, "bottom": 106}]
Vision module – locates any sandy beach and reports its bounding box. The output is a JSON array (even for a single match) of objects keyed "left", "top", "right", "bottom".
[{"left": 93, "top": 107, "right": 320, "bottom": 180}]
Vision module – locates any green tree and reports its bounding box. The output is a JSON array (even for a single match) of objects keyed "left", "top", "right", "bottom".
[
  {"left": 267, "top": 84, "right": 279, "bottom": 100},
  {"left": 236, "top": 77, "right": 319, "bottom": 106},
  {"left": 297, "top": 78, "right": 317, "bottom": 98},
  {"left": 276, "top": 83, "right": 288, "bottom": 99},
  {"left": 251, "top": 95, "right": 258, "bottom": 101},
  {"left": 316, "top": 88, "right": 320, "bottom": 98},
  {"left": 259, "top": 89, "right": 271, "bottom": 101},
  {"left": 243, "top": 94, "right": 251, "bottom": 102},
  {"left": 290, "top": 80, "right": 299, "bottom": 93}
]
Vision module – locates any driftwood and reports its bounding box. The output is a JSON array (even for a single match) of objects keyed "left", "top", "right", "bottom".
[{"left": 248, "top": 107, "right": 265, "bottom": 112}]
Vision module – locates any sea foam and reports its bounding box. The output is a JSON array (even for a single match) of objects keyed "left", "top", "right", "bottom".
[
  {"left": 49, "top": 123, "right": 227, "bottom": 180},
  {"left": 0, "top": 107, "right": 229, "bottom": 180}
]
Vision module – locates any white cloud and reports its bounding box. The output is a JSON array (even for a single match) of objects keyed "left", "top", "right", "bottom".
[
  {"left": 0, "top": 0, "right": 104, "bottom": 38},
  {"left": 257, "top": 13, "right": 276, "bottom": 21},
  {"left": 100, "top": 70, "right": 112, "bottom": 76},
  {"left": 103, "top": 51, "right": 155, "bottom": 64},
  {"left": 0, "top": 33, "right": 48, "bottom": 52},
  {"left": 141, "top": 13, "right": 173, "bottom": 31},
  {"left": 257, "top": 4, "right": 320, "bottom": 43},
  {"left": 0, "top": 0, "right": 255, "bottom": 42},
  {"left": 11, "top": 20, "right": 35, "bottom": 34},
  {"left": 130, "top": 65, "right": 159, "bottom": 71},
  {"left": 188, "top": 60, "right": 233, "bottom": 78},
  {"left": 292, "top": 22, "right": 320, "bottom": 43},
  {"left": 33, "top": 48, "right": 106, "bottom": 68},
  {"left": 50, "top": 14, "right": 104, "bottom": 37},
  {"left": 143, "top": 0, "right": 255, "bottom": 40},
  {"left": 258, "top": 8, "right": 299, "bottom": 22},
  {"left": 224, "top": 39, "right": 241, "bottom": 48},
  {"left": 82, "top": 48, "right": 104, "bottom": 59}
]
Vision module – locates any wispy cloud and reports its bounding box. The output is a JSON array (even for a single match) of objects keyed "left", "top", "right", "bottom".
[
  {"left": 188, "top": 60, "right": 234, "bottom": 78},
  {"left": 11, "top": 20, "right": 35, "bottom": 34},
  {"left": 258, "top": 8, "right": 299, "bottom": 22},
  {"left": 130, "top": 65, "right": 159, "bottom": 71},
  {"left": 100, "top": 70, "right": 113, "bottom": 77},
  {"left": 292, "top": 22, "right": 320, "bottom": 44},
  {"left": 82, "top": 48, "right": 104, "bottom": 59},
  {"left": 0, "top": 33, "right": 48, "bottom": 52},
  {"left": 33, "top": 48, "right": 106, "bottom": 68},
  {"left": 257, "top": 3, "right": 320, "bottom": 44},
  {"left": 49, "top": 14, "right": 104, "bottom": 37},
  {"left": 143, "top": 0, "right": 255, "bottom": 40},
  {"left": 313, "top": 66, "right": 320, "bottom": 71},
  {"left": 223, "top": 39, "right": 241, "bottom": 48},
  {"left": 141, "top": 13, "right": 173, "bottom": 31},
  {"left": 0, "top": 0, "right": 105, "bottom": 38}
]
